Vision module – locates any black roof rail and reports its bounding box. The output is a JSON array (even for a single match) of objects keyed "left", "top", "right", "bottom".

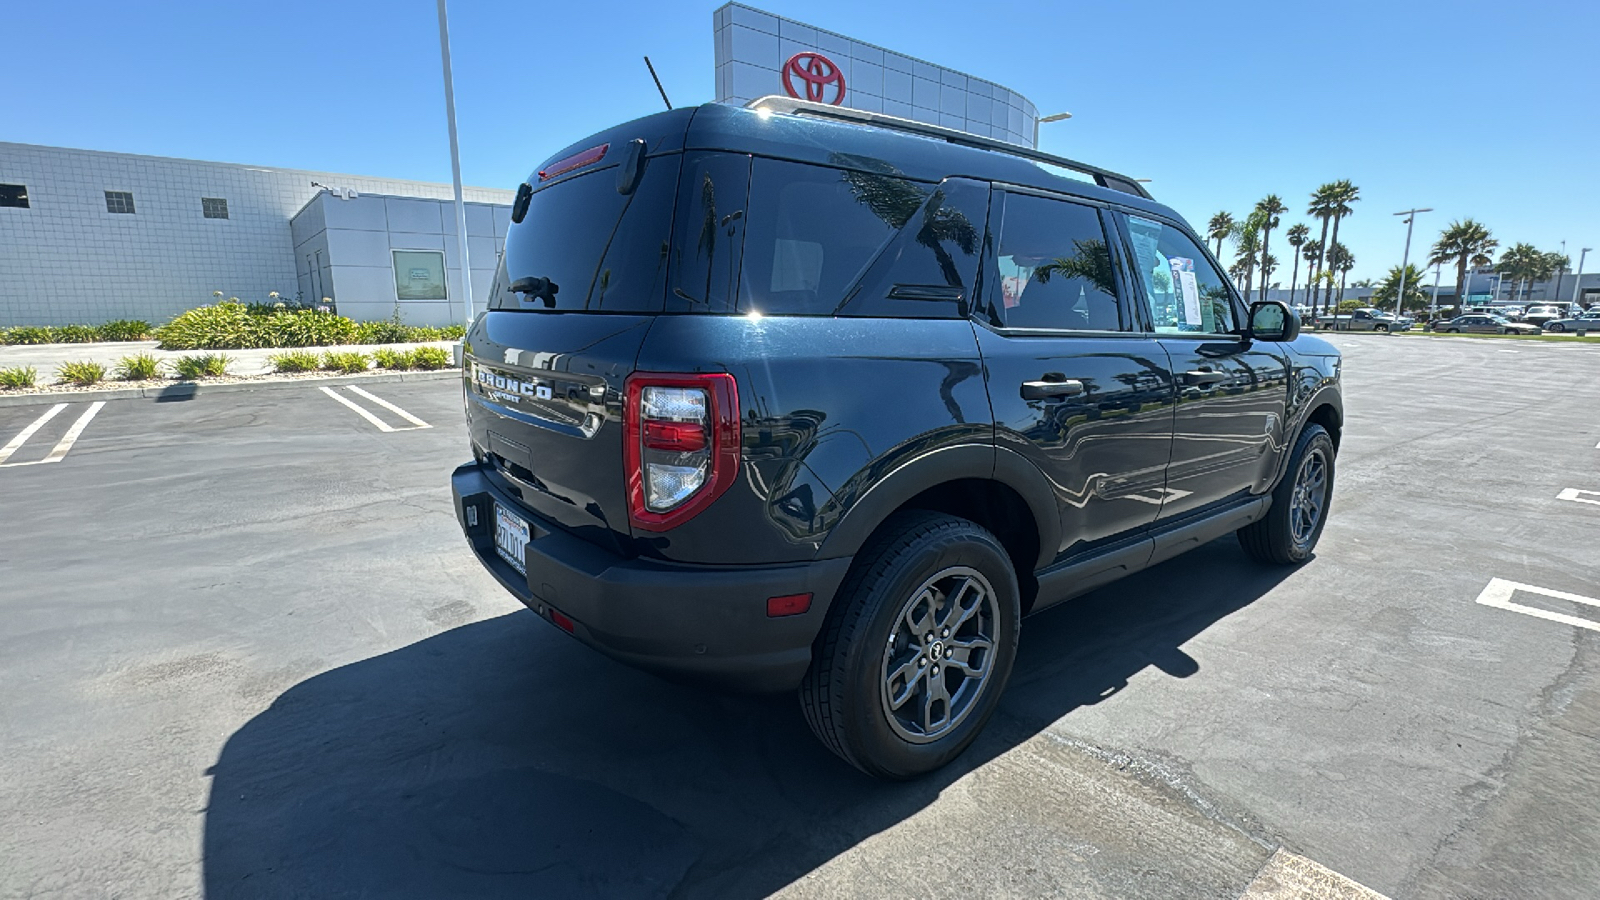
[{"left": 745, "top": 95, "right": 1152, "bottom": 200}]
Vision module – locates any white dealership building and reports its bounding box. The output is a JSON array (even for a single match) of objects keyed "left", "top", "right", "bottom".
[{"left": 1, "top": 3, "right": 1038, "bottom": 327}]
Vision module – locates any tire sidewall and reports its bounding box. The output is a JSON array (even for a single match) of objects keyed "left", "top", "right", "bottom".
[
  {"left": 837, "top": 526, "right": 1020, "bottom": 779},
  {"left": 1274, "top": 426, "right": 1336, "bottom": 562}
]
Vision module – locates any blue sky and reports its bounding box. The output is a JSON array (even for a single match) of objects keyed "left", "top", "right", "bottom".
[{"left": 6, "top": 0, "right": 1598, "bottom": 284}]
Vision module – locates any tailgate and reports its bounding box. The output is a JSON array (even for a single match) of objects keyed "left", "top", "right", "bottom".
[{"left": 465, "top": 311, "right": 652, "bottom": 554}]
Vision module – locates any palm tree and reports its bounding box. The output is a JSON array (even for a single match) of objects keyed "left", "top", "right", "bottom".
[
  {"left": 1234, "top": 217, "right": 1263, "bottom": 298},
  {"left": 1319, "top": 180, "right": 1360, "bottom": 310},
  {"left": 1496, "top": 243, "right": 1540, "bottom": 303},
  {"left": 1306, "top": 184, "right": 1341, "bottom": 315},
  {"left": 1302, "top": 238, "right": 1324, "bottom": 310},
  {"left": 1253, "top": 195, "right": 1288, "bottom": 303},
  {"left": 1327, "top": 242, "right": 1354, "bottom": 305},
  {"left": 1375, "top": 263, "right": 1430, "bottom": 314},
  {"left": 1207, "top": 212, "right": 1235, "bottom": 259},
  {"left": 1427, "top": 219, "right": 1497, "bottom": 310},
  {"left": 1285, "top": 223, "right": 1309, "bottom": 305},
  {"left": 1542, "top": 251, "right": 1571, "bottom": 300}
]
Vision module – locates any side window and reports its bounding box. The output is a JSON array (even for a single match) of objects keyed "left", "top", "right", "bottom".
[
  {"left": 738, "top": 158, "right": 907, "bottom": 315},
  {"left": 990, "top": 192, "right": 1123, "bottom": 331},
  {"left": 1123, "top": 214, "right": 1240, "bottom": 334},
  {"left": 667, "top": 152, "right": 750, "bottom": 314}
]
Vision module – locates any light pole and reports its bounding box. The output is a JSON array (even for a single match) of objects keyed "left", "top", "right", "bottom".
[
  {"left": 437, "top": 0, "right": 473, "bottom": 329},
  {"left": 1392, "top": 208, "right": 1432, "bottom": 322},
  {"left": 1576, "top": 248, "right": 1592, "bottom": 307},
  {"left": 1033, "top": 111, "right": 1071, "bottom": 147}
]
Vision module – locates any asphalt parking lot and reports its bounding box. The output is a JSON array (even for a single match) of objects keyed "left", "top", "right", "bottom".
[{"left": 2, "top": 335, "right": 1598, "bottom": 899}]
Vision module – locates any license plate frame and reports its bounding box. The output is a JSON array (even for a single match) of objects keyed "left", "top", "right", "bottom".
[{"left": 493, "top": 503, "right": 531, "bottom": 575}]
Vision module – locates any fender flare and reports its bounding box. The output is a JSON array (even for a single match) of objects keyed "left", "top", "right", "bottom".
[{"left": 815, "top": 443, "right": 1060, "bottom": 572}]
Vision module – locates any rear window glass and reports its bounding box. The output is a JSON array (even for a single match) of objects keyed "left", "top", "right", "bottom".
[
  {"left": 494, "top": 154, "right": 679, "bottom": 312},
  {"left": 739, "top": 158, "right": 917, "bottom": 315}
]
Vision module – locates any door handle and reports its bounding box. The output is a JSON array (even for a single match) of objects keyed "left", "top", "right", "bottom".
[
  {"left": 1181, "top": 370, "right": 1228, "bottom": 387},
  {"left": 1020, "top": 376, "right": 1085, "bottom": 400}
]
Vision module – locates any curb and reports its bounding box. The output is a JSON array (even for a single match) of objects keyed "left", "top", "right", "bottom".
[{"left": 0, "top": 369, "right": 461, "bottom": 408}]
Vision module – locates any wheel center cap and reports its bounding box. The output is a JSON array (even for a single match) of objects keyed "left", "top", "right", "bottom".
[{"left": 929, "top": 639, "right": 945, "bottom": 659}]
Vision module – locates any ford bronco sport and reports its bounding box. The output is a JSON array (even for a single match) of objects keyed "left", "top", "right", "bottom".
[{"left": 451, "top": 97, "right": 1343, "bottom": 778}]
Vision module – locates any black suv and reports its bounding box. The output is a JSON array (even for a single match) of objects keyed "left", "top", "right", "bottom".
[{"left": 451, "top": 97, "right": 1342, "bottom": 778}]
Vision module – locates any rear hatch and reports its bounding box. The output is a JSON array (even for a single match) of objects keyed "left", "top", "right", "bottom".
[{"left": 465, "top": 112, "right": 692, "bottom": 555}]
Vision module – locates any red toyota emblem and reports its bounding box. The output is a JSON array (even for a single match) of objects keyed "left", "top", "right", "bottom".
[{"left": 782, "top": 52, "right": 846, "bottom": 106}]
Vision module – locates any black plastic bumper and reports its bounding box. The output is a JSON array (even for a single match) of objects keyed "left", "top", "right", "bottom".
[{"left": 451, "top": 462, "right": 852, "bottom": 693}]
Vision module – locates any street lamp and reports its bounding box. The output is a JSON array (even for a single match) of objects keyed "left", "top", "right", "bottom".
[
  {"left": 436, "top": 0, "right": 473, "bottom": 329},
  {"left": 1576, "top": 248, "right": 1593, "bottom": 306},
  {"left": 1033, "top": 111, "right": 1071, "bottom": 147},
  {"left": 1392, "top": 208, "right": 1433, "bottom": 323}
]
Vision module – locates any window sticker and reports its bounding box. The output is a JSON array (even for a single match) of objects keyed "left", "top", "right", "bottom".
[{"left": 1169, "top": 257, "right": 1203, "bottom": 328}]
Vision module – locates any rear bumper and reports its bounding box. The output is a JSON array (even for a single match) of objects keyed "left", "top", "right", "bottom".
[{"left": 451, "top": 462, "right": 852, "bottom": 693}]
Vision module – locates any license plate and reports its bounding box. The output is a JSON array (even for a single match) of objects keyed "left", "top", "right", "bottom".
[{"left": 494, "top": 503, "right": 530, "bottom": 575}]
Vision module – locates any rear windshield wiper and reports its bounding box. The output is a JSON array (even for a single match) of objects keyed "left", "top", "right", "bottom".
[{"left": 511, "top": 276, "right": 560, "bottom": 308}]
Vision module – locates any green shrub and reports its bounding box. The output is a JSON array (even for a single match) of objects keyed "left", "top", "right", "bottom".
[
  {"left": 321, "top": 351, "right": 370, "bottom": 374},
  {"left": 372, "top": 348, "right": 409, "bottom": 369},
  {"left": 154, "top": 302, "right": 257, "bottom": 349},
  {"left": 0, "top": 366, "right": 38, "bottom": 389},
  {"left": 439, "top": 325, "right": 466, "bottom": 340},
  {"left": 114, "top": 353, "right": 162, "bottom": 380},
  {"left": 407, "top": 346, "right": 452, "bottom": 370},
  {"left": 57, "top": 360, "right": 107, "bottom": 386},
  {"left": 173, "top": 353, "right": 233, "bottom": 379},
  {"left": 5, "top": 326, "right": 53, "bottom": 345},
  {"left": 97, "top": 319, "right": 152, "bottom": 341},
  {"left": 50, "top": 324, "right": 100, "bottom": 343},
  {"left": 268, "top": 350, "right": 322, "bottom": 373},
  {"left": 355, "top": 317, "right": 413, "bottom": 344}
]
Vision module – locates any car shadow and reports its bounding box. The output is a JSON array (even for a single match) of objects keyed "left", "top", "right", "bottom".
[{"left": 201, "top": 537, "right": 1295, "bottom": 899}]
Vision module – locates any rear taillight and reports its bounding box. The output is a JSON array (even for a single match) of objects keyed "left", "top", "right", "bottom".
[{"left": 624, "top": 373, "right": 740, "bottom": 531}]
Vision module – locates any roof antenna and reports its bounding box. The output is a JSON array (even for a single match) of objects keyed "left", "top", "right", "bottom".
[{"left": 643, "top": 56, "right": 672, "bottom": 110}]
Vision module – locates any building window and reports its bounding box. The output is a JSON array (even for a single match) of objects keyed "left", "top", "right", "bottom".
[
  {"left": 392, "top": 250, "right": 447, "bottom": 300},
  {"left": 201, "top": 197, "right": 229, "bottom": 219},
  {"left": 0, "top": 184, "right": 28, "bottom": 208},
  {"left": 105, "top": 191, "right": 136, "bottom": 214}
]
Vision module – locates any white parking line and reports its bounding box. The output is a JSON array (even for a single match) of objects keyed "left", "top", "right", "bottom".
[
  {"left": 1475, "top": 578, "right": 1600, "bottom": 633},
  {"left": 318, "top": 386, "right": 431, "bottom": 432},
  {"left": 345, "top": 385, "right": 431, "bottom": 429},
  {"left": 1556, "top": 488, "right": 1600, "bottom": 507},
  {"left": 0, "top": 402, "right": 106, "bottom": 468}
]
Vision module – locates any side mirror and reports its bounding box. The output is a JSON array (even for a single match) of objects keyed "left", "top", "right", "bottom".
[{"left": 1248, "top": 300, "right": 1299, "bottom": 342}]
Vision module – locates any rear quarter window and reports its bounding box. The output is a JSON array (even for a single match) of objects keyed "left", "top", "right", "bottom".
[
  {"left": 738, "top": 158, "right": 921, "bottom": 316},
  {"left": 493, "top": 153, "right": 680, "bottom": 312}
]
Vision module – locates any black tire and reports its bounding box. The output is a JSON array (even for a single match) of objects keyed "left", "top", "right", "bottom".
[
  {"left": 1549, "top": 323, "right": 1565, "bottom": 333},
  {"left": 1375, "top": 324, "right": 1388, "bottom": 333},
  {"left": 799, "top": 511, "right": 1020, "bottom": 779},
  {"left": 1238, "top": 424, "right": 1335, "bottom": 565},
  {"left": 1447, "top": 328, "right": 1460, "bottom": 333}
]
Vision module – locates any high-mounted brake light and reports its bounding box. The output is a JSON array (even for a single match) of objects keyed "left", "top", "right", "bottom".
[
  {"left": 538, "top": 143, "right": 609, "bottom": 181},
  {"left": 624, "top": 373, "right": 740, "bottom": 532}
]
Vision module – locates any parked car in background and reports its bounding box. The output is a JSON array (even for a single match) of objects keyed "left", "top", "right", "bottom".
[
  {"left": 1497, "top": 306, "right": 1526, "bottom": 321},
  {"left": 1317, "top": 307, "right": 1412, "bottom": 332},
  {"left": 1433, "top": 314, "right": 1541, "bottom": 335},
  {"left": 1521, "top": 305, "right": 1565, "bottom": 326},
  {"left": 1542, "top": 309, "right": 1600, "bottom": 332}
]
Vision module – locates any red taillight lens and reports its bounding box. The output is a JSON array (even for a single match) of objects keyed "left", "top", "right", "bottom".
[
  {"left": 766, "top": 593, "right": 813, "bottom": 617},
  {"left": 642, "top": 420, "right": 707, "bottom": 452},
  {"left": 624, "top": 373, "right": 739, "bottom": 532},
  {"left": 538, "top": 143, "right": 609, "bottom": 181}
]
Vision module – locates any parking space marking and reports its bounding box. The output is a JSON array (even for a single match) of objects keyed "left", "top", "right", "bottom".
[
  {"left": 318, "top": 386, "right": 431, "bottom": 432},
  {"left": 0, "top": 402, "right": 106, "bottom": 468},
  {"left": 0, "top": 403, "right": 68, "bottom": 464},
  {"left": 344, "top": 385, "right": 431, "bottom": 428},
  {"left": 1475, "top": 578, "right": 1600, "bottom": 633},
  {"left": 1556, "top": 488, "right": 1600, "bottom": 507}
]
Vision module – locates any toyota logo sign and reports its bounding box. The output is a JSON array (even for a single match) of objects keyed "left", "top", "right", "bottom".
[{"left": 782, "top": 52, "right": 846, "bottom": 106}]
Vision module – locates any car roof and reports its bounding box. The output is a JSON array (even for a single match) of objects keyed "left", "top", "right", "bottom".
[{"left": 526, "top": 102, "right": 1181, "bottom": 225}]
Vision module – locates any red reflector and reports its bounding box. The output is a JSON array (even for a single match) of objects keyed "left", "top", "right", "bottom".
[
  {"left": 538, "top": 143, "right": 609, "bottom": 181},
  {"left": 550, "top": 609, "right": 576, "bottom": 632},
  {"left": 767, "top": 593, "right": 812, "bottom": 617},
  {"left": 642, "top": 420, "right": 708, "bottom": 452}
]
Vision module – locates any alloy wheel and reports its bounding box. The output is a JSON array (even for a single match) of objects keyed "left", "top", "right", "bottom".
[
  {"left": 879, "top": 566, "right": 999, "bottom": 743},
  {"left": 1290, "top": 448, "right": 1329, "bottom": 548}
]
